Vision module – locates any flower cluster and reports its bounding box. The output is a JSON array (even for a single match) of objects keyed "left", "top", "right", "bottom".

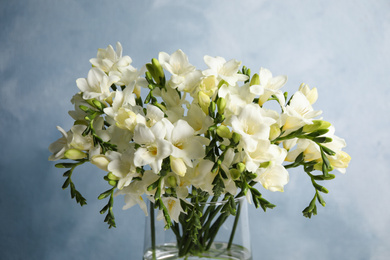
[{"left": 49, "top": 42, "right": 350, "bottom": 228}]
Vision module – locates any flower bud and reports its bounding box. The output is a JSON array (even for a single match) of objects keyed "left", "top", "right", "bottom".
[
  {"left": 152, "top": 58, "right": 164, "bottom": 79},
  {"left": 108, "top": 180, "right": 117, "bottom": 187},
  {"left": 216, "top": 125, "right": 232, "bottom": 139},
  {"left": 216, "top": 97, "right": 226, "bottom": 114},
  {"left": 269, "top": 124, "right": 281, "bottom": 141},
  {"left": 167, "top": 175, "right": 177, "bottom": 187},
  {"left": 107, "top": 172, "right": 120, "bottom": 181},
  {"left": 236, "top": 163, "right": 246, "bottom": 173},
  {"left": 250, "top": 73, "right": 260, "bottom": 86},
  {"left": 230, "top": 169, "right": 241, "bottom": 180},
  {"left": 303, "top": 120, "right": 331, "bottom": 133},
  {"left": 209, "top": 101, "right": 216, "bottom": 114},
  {"left": 170, "top": 157, "right": 187, "bottom": 177},
  {"left": 64, "top": 149, "right": 87, "bottom": 160},
  {"left": 198, "top": 91, "right": 211, "bottom": 114},
  {"left": 91, "top": 155, "right": 110, "bottom": 171},
  {"left": 231, "top": 132, "right": 241, "bottom": 144}
]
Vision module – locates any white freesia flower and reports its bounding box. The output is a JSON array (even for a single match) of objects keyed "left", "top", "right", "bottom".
[
  {"left": 185, "top": 159, "right": 216, "bottom": 195},
  {"left": 145, "top": 104, "right": 164, "bottom": 127},
  {"left": 185, "top": 103, "right": 214, "bottom": 135},
  {"left": 133, "top": 121, "right": 173, "bottom": 173},
  {"left": 218, "top": 83, "right": 255, "bottom": 121},
  {"left": 282, "top": 91, "right": 322, "bottom": 134},
  {"left": 104, "top": 90, "right": 145, "bottom": 132},
  {"left": 90, "top": 42, "right": 132, "bottom": 74},
  {"left": 159, "top": 49, "right": 196, "bottom": 91},
  {"left": 157, "top": 197, "right": 185, "bottom": 223},
  {"left": 154, "top": 87, "right": 186, "bottom": 123},
  {"left": 231, "top": 104, "right": 276, "bottom": 152},
  {"left": 250, "top": 67, "right": 287, "bottom": 106},
  {"left": 68, "top": 93, "right": 92, "bottom": 122},
  {"left": 76, "top": 67, "right": 119, "bottom": 101},
  {"left": 165, "top": 119, "right": 208, "bottom": 176},
  {"left": 244, "top": 140, "right": 286, "bottom": 173},
  {"left": 115, "top": 181, "right": 149, "bottom": 216},
  {"left": 299, "top": 83, "right": 318, "bottom": 105},
  {"left": 48, "top": 126, "right": 72, "bottom": 161},
  {"left": 107, "top": 147, "right": 140, "bottom": 190},
  {"left": 203, "top": 56, "right": 248, "bottom": 86},
  {"left": 255, "top": 164, "right": 289, "bottom": 192}
]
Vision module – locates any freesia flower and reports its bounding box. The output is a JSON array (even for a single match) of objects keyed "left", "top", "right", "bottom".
[
  {"left": 250, "top": 67, "right": 287, "bottom": 106},
  {"left": 203, "top": 56, "right": 248, "bottom": 86},
  {"left": 281, "top": 91, "right": 322, "bottom": 134},
  {"left": 159, "top": 49, "right": 197, "bottom": 91},
  {"left": 89, "top": 42, "right": 133, "bottom": 74},
  {"left": 48, "top": 126, "right": 72, "bottom": 161},
  {"left": 76, "top": 67, "right": 119, "bottom": 101},
  {"left": 133, "top": 121, "right": 173, "bottom": 173},
  {"left": 231, "top": 103, "right": 276, "bottom": 152}
]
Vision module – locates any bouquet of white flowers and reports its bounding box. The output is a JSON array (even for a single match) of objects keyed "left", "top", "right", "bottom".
[{"left": 49, "top": 43, "right": 350, "bottom": 259}]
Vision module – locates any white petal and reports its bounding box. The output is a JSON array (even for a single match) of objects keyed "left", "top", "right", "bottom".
[{"left": 134, "top": 124, "right": 155, "bottom": 144}]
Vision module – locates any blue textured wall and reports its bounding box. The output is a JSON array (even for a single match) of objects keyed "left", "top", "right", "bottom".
[{"left": 1, "top": 0, "right": 389, "bottom": 259}]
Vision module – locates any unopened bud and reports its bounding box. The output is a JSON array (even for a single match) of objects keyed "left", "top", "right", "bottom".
[
  {"left": 91, "top": 155, "right": 110, "bottom": 171},
  {"left": 107, "top": 172, "right": 120, "bottom": 181},
  {"left": 236, "top": 163, "right": 246, "bottom": 173},
  {"left": 230, "top": 169, "right": 241, "bottom": 180},
  {"left": 152, "top": 58, "right": 165, "bottom": 85},
  {"left": 250, "top": 73, "right": 260, "bottom": 86},
  {"left": 167, "top": 175, "right": 177, "bottom": 187},
  {"left": 269, "top": 124, "right": 281, "bottom": 140},
  {"left": 303, "top": 120, "right": 331, "bottom": 133},
  {"left": 209, "top": 101, "right": 216, "bottom": 114},
  {"left": 198, "top": 91, "right": 211, "bottom": 114},
  {"left": 216, "top": 97, "right": 226, "bottom": 114},
  {"left": 216, "top": 125, "right": 232, "bottom": 139},
  {"left": 64, "top": 149, "right": 87, "bottom": 160},
  {"left": 108, "top": 180, "right": 117, "bottom": 187},
  {"left": 231, "top": 132, "right": 241, "bottom": 144},
  {"left": 170, "top": 157, "right": 186, "bottom": 177}
]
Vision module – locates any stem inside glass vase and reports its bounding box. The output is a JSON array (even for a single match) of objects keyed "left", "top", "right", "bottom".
[{"left": 145, "top": 194, "right": 251, "bottom": 260}]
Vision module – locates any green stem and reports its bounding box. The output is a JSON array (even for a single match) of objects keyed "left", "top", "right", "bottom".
[
  {"left": 228, "top": 201, "right": 241, "bottom": 249},
  {"left": 150, "top": 201, "right": 156, "bottom": 260}
]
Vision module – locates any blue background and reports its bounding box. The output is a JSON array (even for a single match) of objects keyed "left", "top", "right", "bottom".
[{"left": 1, "top": 0, "right": 389, "bottom": 259}]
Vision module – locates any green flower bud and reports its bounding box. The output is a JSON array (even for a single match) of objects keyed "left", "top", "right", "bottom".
[
  {"left": 167, "top": 176, "right": 177, "bottom": 187},
  {"left": 152, "top": 58, "right": 165, "bottom": 85},
  {"left": 231, "top": 132, "right": 241, "bottom": 144},
  {"left": 198, "top": 91, "right": 211, "bottom": 114},
  {"left": 303, "top": 120, "right": 331, "bottom": 133},
  {"left": 108, "top": 180, "right": 117, "bottom": 187},
  {"left": 216, "top": 97, "right": 226, "bottom": 114},
  {"left": 236, "top": 163, "right": 246, "bottom": 173},
  {"left": 107, "top": 172, "right": 120, "bottom": 181},
  {"left": 216, "top": 125, "right": 232, "bottom": 139},
  {"left": 92, "top": 99, "right": 105, "bottom": 110},
  {"left": 230, "top": 169, "right": 241, "bottom": 180},
  {"left": 269, "top": 124, "right": 281, "bottom": 141},
  {"left": 64, "top": 149, "right": 87, "bottom": 160},
  {"left": 209, "top": 101, "right": 216, "bottom": 114},
  {"left": 250, "top": 73, "right": 260, "bottom": 86},
  {"left": 219, "top": 144, "right": 226, "bottom": 151}
]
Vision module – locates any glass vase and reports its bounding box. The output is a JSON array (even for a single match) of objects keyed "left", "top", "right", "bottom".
[{"left": 143, "top": 196, "right": 252, "bottom": 260}]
